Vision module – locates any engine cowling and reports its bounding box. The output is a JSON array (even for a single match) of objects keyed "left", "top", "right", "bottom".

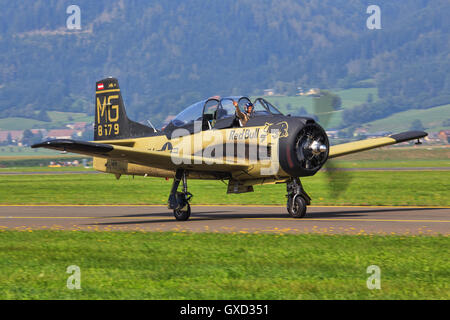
[{"left": 278, "top": 118, "right": 329, "bottom": 177}]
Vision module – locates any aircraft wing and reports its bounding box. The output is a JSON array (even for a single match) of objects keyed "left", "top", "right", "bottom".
[
  {"left": 328, "top": 131, "right": 427, "bottom": 159},
  {"left": 31, "top": 139, "right": 250, "bottom": 172}
]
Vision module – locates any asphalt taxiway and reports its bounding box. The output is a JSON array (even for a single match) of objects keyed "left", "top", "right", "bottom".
[{"left": 0, "top": 205, "right": 448, "bottom": 235}]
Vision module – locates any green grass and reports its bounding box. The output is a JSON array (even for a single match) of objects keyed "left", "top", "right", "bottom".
[
  {"left": 0, "top": 231, "right": 447, "bottom": 299},
  {"left": 333, "top": 88, "right": 379, "bottom": 108},
  {"left": 0, "top": 158, "right": 448, "bottom": 172},
  {"left": 1, "top": 145, "right": 447, "bottom": 169},
  {"left": 1, "top": 171, "right": 448, "bottom": 206}
]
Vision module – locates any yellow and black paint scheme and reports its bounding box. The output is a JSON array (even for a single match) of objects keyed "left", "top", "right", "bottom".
[
  {"left": 32, "top": 77, "right": 428, "bottom": 220},
  {"left": 94, "top": 78, "right": 156, "bottom": 141}
]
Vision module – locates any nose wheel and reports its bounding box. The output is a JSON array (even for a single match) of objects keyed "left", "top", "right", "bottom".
[
  {"left": 286, "top": 178, "right": 311, "bottom": 218},
  {"left": 173, "top": 197, "right": 191, "bottom": 221},
  {"left": 168, "top": 169, "right": 193, "bottom": 221}
]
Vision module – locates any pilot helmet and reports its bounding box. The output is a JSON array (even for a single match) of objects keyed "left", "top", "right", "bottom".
[{"left": 245, "top": 102, "right": 253, "bottom": 113}]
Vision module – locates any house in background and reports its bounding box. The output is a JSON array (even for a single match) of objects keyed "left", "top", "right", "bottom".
[
  {"left": 263, "top": 88, "right": 275, "bottom": 96},
  {"left": 46, "top": 129, "right": 76, "bottom": 139},
  {"left": 438, "top": 130, "right": 450, "bottom": 144},
  {"left": 66, "top": 122, "right": 87, "bottom": 130}
]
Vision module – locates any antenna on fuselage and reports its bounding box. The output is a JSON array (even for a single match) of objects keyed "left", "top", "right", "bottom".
[{"left": 147, "top": 120, "right": 157, "bottom": 132}]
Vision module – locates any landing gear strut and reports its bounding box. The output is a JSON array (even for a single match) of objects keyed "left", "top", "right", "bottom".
[
  {"left": 168, "top": 169, "right": 192, "bottom": 221},
  {"left": 286, "top": 177, "right": 311, "bottom": 218}
]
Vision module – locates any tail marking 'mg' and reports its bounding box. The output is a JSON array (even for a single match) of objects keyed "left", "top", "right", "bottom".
[{"left": 96, "top": 95, "right": 120, "bottom": 124}]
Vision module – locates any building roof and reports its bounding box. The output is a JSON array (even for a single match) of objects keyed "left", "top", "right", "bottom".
[{"left": 47, "top": 129, "right": 76, "bottom": 138}]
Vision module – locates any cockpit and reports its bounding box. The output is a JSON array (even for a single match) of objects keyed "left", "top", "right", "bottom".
[{"left": 163, "top": 96, "right": 283, "bottom": 134}]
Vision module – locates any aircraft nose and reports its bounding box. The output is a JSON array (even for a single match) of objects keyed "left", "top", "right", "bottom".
[{"left": 309, "top": 140, "right": 327, "bottom": 156}]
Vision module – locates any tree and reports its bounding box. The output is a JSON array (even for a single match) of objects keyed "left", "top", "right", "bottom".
[
  {"left": 6, "top": 133, "right": 13, "bottom": 145},
  {"left": 331, "top": 94, "right": 342, "bottom": 110},
  {"left": 410, "top": 119, "right": 424, "bottom": 131},
  {"left": 22, "top": 129, "right": 35, "bottom": 146},
  {"left": 37, "top": 110, "right": 51, "bottom": 122}
]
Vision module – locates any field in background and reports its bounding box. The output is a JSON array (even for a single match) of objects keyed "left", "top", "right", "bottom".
[
  {"left": 1, "top": 144, "right": 448, "bottom": 169},
  {"left": 263, "top": 88, "right": 379, "bottom": 130},
  {"left": 1, "top": 87, "right": 448, "bottom": 138},
  {"left": 0, "top": 111, "right": 91, "bottom": 130},
  {"left": 0, "top": 231, "right": 447, "bottom": 299},
  {"left": 0, "top": 154, "right": 89, "bottom": 167},
  {"left": 337, "top": 145, "right": 449, "bottom": 161},
  {"left": 0, "top": 146, "right": 74, "bottom": 157},
  {"left": 1, "top": 170, "right": 448, "bottom": 206},
  {"left": 366, "top": 104, "right": 450, "bottom": 133},
  {"left": 0, "top": 145, "right": 448, "bottom": 206},
  {"left": 2, "top": 87, "right": 379, "bottom": 132}
]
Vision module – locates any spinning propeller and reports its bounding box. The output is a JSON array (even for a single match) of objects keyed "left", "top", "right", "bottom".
[{"left": 307, "top": 90, "right": 352, "bottom": 199}]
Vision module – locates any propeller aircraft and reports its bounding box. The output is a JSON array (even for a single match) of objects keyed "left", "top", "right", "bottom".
[{"left": 32, "top": 78, "right": 427, "bottom": 220}]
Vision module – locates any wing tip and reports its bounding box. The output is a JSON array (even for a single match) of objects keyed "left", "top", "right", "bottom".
[{"left": 389, "top": 131, "right": 428, "bottom": 143}]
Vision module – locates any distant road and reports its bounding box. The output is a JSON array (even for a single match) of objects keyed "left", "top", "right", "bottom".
[{"left": 1, "top": 167, "right": 449, "bottom": 175}]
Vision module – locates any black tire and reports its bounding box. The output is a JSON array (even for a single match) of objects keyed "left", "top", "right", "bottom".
[
  {"left": 287, "top": 195, "right": 307, "bottom": 218},
  {"left": 174, "top": 203, "right": 191, "bottom": 221}
]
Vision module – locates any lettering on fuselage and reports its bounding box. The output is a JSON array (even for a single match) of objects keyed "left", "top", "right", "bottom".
[{"left": 228, "top": 128, "right": 259, "bottom": 140}]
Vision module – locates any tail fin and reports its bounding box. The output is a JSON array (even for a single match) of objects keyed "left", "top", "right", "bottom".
[{"left": 94, "top": 77, "right": 155, "bottom": 141}]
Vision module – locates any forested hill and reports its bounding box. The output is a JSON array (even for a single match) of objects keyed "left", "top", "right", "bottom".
[{"left": 0, "top": 0, "right": 449, "bottom": 127}]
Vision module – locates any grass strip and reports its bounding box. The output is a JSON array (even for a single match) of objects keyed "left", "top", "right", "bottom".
[
  {"left": 0, "top": 171, "right": 448, "bottom": 206},
  {"left": 0, "top": 230, "right": 448, "bottom": 300}
]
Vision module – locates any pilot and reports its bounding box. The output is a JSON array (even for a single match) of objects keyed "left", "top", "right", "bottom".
[{"left": 233, "top": 101, "right": 253, "bottom": 126}]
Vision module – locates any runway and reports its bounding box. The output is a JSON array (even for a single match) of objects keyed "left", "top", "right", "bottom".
[{"left": 0, "top": 205, "right": 448, "bottom": 235}]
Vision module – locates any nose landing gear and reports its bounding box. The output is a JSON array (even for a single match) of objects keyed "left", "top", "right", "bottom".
[{"left": 286, "top": 177, "right": 311, "bottom": 218}]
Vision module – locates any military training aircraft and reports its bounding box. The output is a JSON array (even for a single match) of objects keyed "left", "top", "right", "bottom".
[{"left": 32, "top": 77, "right": 427, "bottom": 221}]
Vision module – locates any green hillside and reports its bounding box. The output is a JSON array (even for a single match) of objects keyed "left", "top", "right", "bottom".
[
  {"left": 0, "top": 1, "right": 449, "bottom": 127},
  {"left": 0, "top": 111, "right": 90, "bottom": 130},
  {"left": 264, "top": 87, "right": 379, "bottom": 129},
  {"left": 365, "top": 104, "right": 450, "bottom": 133}
]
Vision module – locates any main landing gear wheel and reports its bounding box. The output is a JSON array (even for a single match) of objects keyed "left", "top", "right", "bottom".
[
  {"left": 286, "top": 177, "right": 311, "bottom": 218},
  {"left": 168, "top": 169, "right": 193, "bottom": 221}
]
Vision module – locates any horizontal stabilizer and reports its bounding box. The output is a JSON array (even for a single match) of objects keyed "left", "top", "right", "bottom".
[{"left": 31, "top": 139, "right": 113, "bottom": 155}]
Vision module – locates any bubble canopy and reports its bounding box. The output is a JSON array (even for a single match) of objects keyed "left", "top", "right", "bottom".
[{"left": 167, "top": 96, "right": 283, "bottom": 130}]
